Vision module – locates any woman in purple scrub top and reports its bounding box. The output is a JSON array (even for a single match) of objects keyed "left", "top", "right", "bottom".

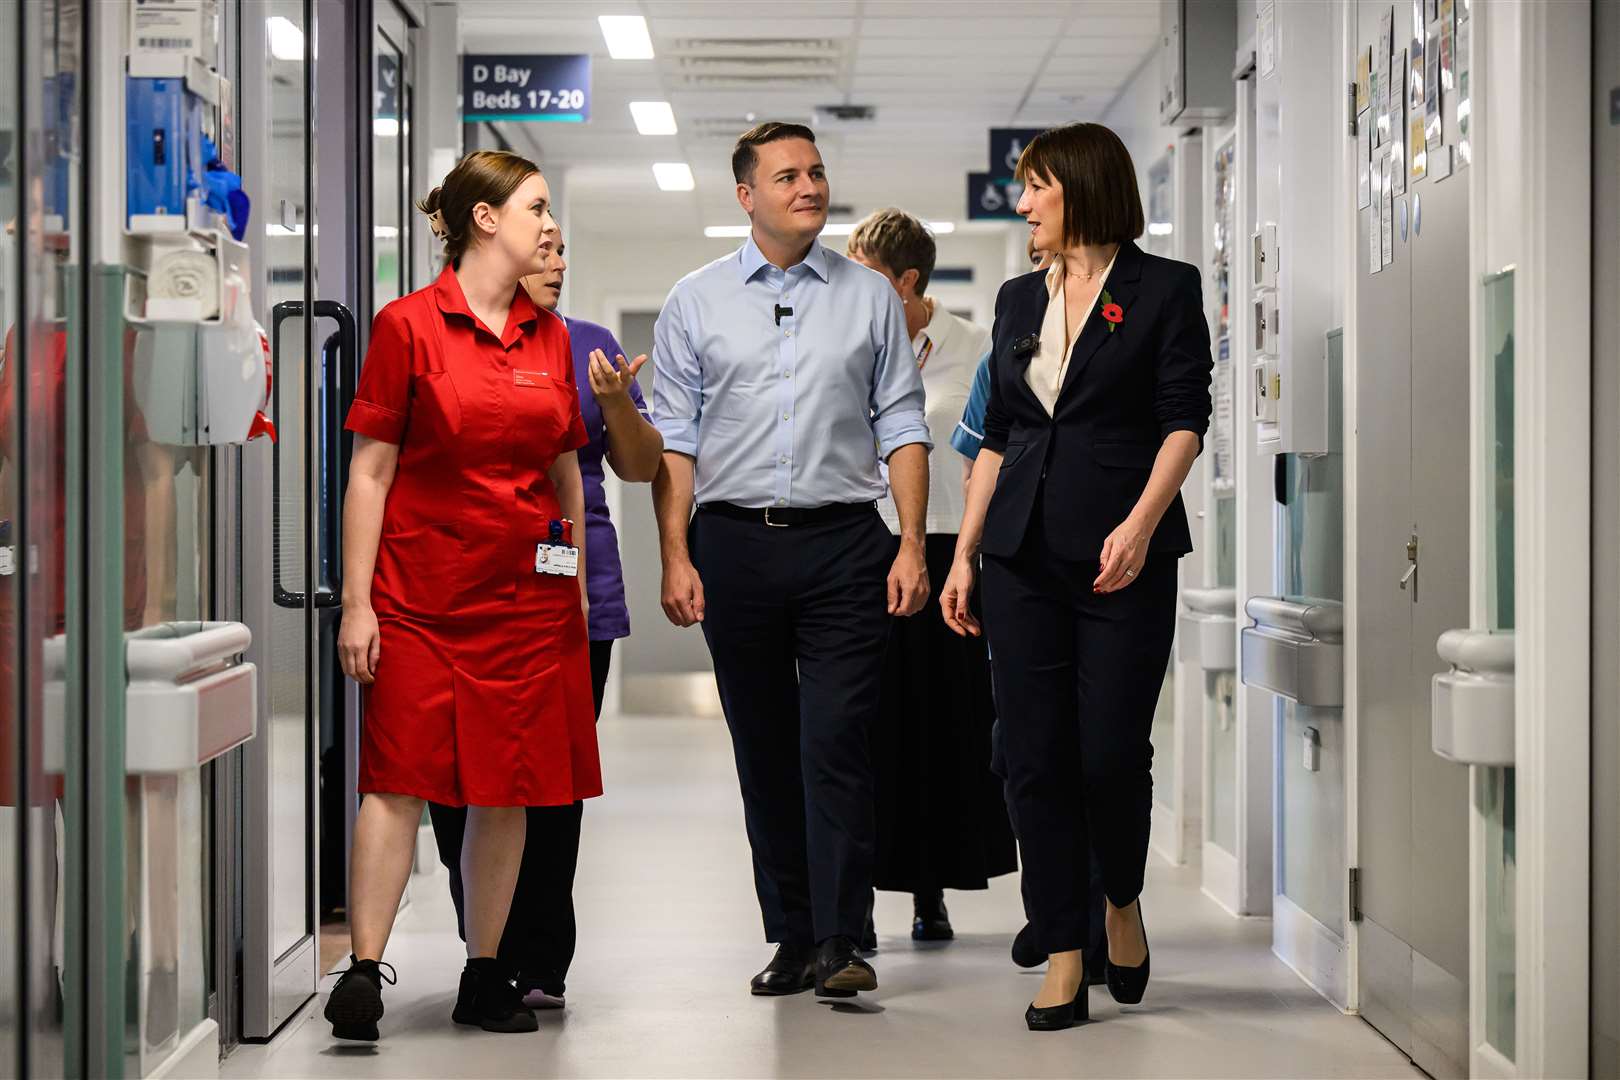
[{"left": 428, "top": 219, "right": 663, "bottom": 1008}]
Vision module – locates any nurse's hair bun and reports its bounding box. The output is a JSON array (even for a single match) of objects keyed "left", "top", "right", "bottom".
[{"left": 416, "top": 150, "right": 540, "bottom": 268}]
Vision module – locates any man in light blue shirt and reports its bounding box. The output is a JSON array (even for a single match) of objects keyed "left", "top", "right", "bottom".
[{"left": 651, "top": 122, "right": 931, "bottom": 1000}]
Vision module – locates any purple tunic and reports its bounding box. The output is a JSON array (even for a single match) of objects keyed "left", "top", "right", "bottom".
[{"left": 564, "top": 316, "right": 647, "bottom": 642}]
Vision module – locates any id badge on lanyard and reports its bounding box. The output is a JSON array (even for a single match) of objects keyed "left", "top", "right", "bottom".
[{"left": 536, "top": 518, "right": 579, "bottom": 578}]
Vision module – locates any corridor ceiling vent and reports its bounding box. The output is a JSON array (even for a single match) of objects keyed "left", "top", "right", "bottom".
[
  {"left": 811, "top": 103, "right": 877, "bottom": 128},
  {"left": 664, "top": 36, "right": 844, "bottom": 90}
]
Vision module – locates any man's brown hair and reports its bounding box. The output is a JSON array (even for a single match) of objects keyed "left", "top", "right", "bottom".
[{"left": 732, "top": 122, "right": 818, "bottom": 185}]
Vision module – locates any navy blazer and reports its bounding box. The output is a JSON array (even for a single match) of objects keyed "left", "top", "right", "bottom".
[{"left": 980, "top": 240, "right": 1213, "bottom": 563}]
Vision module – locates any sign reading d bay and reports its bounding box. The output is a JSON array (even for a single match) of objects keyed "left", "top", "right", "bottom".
[{"left": 463, "top": 54, "right": 592, "bottom": 122}]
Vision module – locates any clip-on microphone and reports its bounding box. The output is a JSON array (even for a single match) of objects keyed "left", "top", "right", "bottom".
[{"left": 774, "top": 304, "right": 794, "bottom": 326}]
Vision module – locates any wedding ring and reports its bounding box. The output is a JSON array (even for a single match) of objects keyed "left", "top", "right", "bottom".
[{"left": 1125, "top": 569, "right": 1137, "bottom": 578}]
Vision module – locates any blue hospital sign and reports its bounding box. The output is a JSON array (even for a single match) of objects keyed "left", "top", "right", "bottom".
[{"left": 462, "top": 54, "right": 591, "bottom": 123}]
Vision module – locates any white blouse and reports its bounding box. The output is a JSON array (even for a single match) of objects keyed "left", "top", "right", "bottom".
[{"left": 1026, "top": 253, "right": 1116, "bottom": 416}]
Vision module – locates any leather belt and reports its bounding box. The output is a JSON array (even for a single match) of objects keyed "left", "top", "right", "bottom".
[{"left": 699, "top": 501, "right": 876, "bottom": 528}]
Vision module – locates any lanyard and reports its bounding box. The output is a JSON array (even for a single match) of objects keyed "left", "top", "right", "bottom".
[{"left": 915, "top": 336, "right": 934, "bottom": 372}]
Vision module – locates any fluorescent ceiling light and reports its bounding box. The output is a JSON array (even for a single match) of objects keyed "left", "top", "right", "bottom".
[
  {"left": 1147, "top": 221, "right": 1174, "bottom": 236},
  {"left": 373, "top": 117, "right": 400, "bottom": 138},
  {"left": 820, "top": 223, "right": 857, "bottom": 237},
  {"left": 629, "top": 101, "right": 677, "bottom": 136},
  {"left": 652, "top": 162, "right": 695, "bottom": 192},
  {"left": 599, "top": 15, "right": 654, "bottom": 60},
  {"left": 704, "top": 225, "right": 751, "bottom": 238},
  {"left": 374, "top": 225, "right": 400, "bottom": 239},
  {"left": 928, "top": 221, "right": 956, "bottom": 235},
  {"left": 266, "top": 16, "right": 304, "bottom": 62}
]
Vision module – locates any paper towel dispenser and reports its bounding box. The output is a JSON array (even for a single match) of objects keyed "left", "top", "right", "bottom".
[
  {"left": 1431, "top": 629, "right": 1515, "bottom": 766},
  {"left": 1239, "top": 596, "right": 1344, "bottom": 707}
]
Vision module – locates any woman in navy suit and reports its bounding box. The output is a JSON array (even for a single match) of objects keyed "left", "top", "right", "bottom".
[{"left": 940, "top": 122, "right": 1212, "bottom": 1031}]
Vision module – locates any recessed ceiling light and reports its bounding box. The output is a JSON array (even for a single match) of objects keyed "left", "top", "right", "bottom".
[
  {"left": 598, "top": 15, "right": 654, "bottom": 60},
  {"left": 267, "top": 16, "right": 304, "bottom": 61},
  {"left": 928, "top": 221, "right": 956, "bottom": 234},
  {"left": 652, "top": 163, "right": 695, "bottom": 192},
  {"left": 373, "top": 118, "right": 400, "bottom": 138},
  {"left": 630, "top": 101, "right": 678, "bottom": 136}
]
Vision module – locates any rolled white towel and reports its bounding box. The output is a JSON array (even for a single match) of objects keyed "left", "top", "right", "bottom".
[{"left": 148, "top": 248, "right": 220, "bottom": 320}]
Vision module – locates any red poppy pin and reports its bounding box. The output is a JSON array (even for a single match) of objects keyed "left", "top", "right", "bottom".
[{"left": 1100, "top": 290, "right": 1124, "bottom": 332}]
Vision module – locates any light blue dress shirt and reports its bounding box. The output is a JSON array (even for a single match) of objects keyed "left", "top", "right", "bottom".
[{"left": 652, "top": 235, "right": 932, "bottom": 509}]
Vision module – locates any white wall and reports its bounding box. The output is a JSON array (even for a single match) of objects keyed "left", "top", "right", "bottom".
[{"left": 1101, "top": 52, "right": 1183, "bottom": 218}]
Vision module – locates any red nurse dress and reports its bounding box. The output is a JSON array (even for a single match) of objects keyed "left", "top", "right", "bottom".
[{"left": 344, "top": 267, "right": 602, "bottom": 807}]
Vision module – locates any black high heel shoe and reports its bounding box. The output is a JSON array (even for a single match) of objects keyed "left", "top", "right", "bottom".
[
  {"left": 1025, "top": 968, "right": 1090, "bottom": 1032},
  {"left": 1105, "top": 902, "right": 1150, "bottom": 1005}
]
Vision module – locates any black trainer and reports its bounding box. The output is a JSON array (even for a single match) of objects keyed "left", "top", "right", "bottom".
[
  {"left": 324, "top": 956, "right": 397, "bottom": 1042},
  {"left": 452, "top": 958, "right": 539, "bottom": 1033}
]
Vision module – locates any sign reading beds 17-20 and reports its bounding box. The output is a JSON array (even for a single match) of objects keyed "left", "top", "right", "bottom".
[{"left": 462, "top": 54, "right": 591, "bottom": 123}]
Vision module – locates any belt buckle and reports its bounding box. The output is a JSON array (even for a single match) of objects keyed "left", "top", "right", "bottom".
[{"left": 763, "top": 506, "right": 791, "bottom": 528}]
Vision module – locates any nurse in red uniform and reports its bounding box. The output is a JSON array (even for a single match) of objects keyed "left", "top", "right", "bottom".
[{"left": 325, "top": 150, "right": 601, "bottom": 1041}]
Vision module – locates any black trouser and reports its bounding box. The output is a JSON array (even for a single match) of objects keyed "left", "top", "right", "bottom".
[
  {"left": 427, "top": 638, "right": 613, "bottom": 995},
  {"left": 991, "top": 714, "right": 1108, "bottom": 963},
  {"left": 982, "top": 525, "right": 1177, "bottom": 956},
  {"left": 690, "top": 506, "right": 892, "bottom": 947}
]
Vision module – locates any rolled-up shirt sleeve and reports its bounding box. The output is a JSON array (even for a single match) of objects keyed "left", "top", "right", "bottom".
[
  {"left": 980, "top": 281, "right": 1016, "bottom": 455},
  {"left": 869, "top": 286, "right": 931, "bottom": 460},
  {"left": 1155, "top": 265, "right": 1214, "bottom": 449},
  {"left": 651, "top": 287, "right": 702, "bottom": 457},
  {"left": 346, "top": 305, "right": 413, "bottom": 444}
]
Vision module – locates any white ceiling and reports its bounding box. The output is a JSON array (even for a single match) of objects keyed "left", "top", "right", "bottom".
[{"left": 455, "top": 0, "right": 1161, "bottom": 238}]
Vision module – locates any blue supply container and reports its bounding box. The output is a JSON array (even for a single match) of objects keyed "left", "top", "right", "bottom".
[{"left": 127, "top": 76, "right": 203, "bottom": 221}]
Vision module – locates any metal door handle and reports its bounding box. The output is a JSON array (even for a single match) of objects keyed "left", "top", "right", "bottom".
[
  {"left": 1399, "top": 564, "right": 1417, "bottom": 590},
  {"left": 272, "top": 299, "right": 358, "bottom": 610}
]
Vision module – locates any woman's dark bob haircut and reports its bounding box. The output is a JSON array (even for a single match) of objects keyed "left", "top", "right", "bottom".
[{"left": 1014, "top": 122, "right": 1145, "bottom": 248}]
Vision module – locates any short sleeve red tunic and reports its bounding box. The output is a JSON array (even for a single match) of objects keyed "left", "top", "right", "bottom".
[{"left": 345, "top": 267, "right": 602, "bottom": 808}]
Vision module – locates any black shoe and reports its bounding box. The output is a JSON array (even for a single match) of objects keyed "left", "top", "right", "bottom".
[
  {"left": 324, "top": 955, "right": 397, "bottom": 1042},
  {"left": 1011, "top": 923, "right": 1047, "bottom": 969},
  {"left": 1026, "top": 969, "right": 1090, "bottom": 1031},
  {"left": 911, "top": 891, "right": 954, "bottom": 942},
  {"left": 750, "top": 943, "right": 815, "bottom": 996},
  {"left": 452, "top": 958, "right": 539, "bottom": 1033},
  {"left": 815, "top": 936, "right": 878, "bottom": 998},
  {"left": 1105, "top": 902, "right": 1151, "bottom": 1005},
  {"left": 860, "top": 896, "right": 878, "bottom": 953}
]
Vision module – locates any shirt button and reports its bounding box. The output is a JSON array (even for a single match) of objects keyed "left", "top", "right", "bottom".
[
  {"left": 784, "top": 371, "right": 792, "bottom": 379},
  {"left": 785, "top": 330, "right": 793, "bottom": 337},
  {"left": 782, "top": 412, "right": 791, "bottom": 421},
  {"left": 776, "top": 498, "right": 786, "bottom": 506},
  {"left": 779, "top": 455, "right": 790, "bottom": 464}
]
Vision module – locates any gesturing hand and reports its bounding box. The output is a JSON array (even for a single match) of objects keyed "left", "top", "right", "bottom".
[{"left": 587, "top": 349, "right": 647, "bottom": 404}]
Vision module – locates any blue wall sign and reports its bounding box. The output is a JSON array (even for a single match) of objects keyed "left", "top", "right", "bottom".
[
  {"left": 989, "top": 127, "right": 1045, "bottom": 179},
  {"left": 967, "top": 172, "right": 1025, "bottom": 221},
  {"left": 463, "top": 54, "right": 591, "bottom": 123},
  {"left": 376, "top": 53, "right": 399, "bottom": 119}
]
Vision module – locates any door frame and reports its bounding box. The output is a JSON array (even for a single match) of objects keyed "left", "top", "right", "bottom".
[{"left": 1466, "top": 3, "right": 1592, "bottom": 1076}]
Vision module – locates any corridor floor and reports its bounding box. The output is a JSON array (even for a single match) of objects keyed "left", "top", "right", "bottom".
[{"left": 220, "top": 714, "right": 1423, "bottom": 1080}]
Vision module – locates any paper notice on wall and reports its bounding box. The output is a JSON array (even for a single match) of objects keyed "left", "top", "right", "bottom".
[
  {"left": 1381, "top": 155, "right": 1395, "bottom": 267},
  {"left": 1259, "top": 2, "right": 1277, "bottom": 78},
  {"left": 1425, "top": 26, "right": 1443, "bottom": 149},
  {"left": 1377, "top": 7, "right": 1394, "bottom": 146},
  {"left": 1410, "top": 0, "right": 1426, "bottom": 112},
  {"left": 1357, "top": 47, "right": 1372, "bottom": 114},
  {"left": 1390, "top": 51, "right": 1408, "bottom": 196},
  {"left": 1439, "top": 0, "right": 1456, "bottom": 93},
  {"left": 1432, "top": 143, "right": 1454, "bottom": 181},
  {"left": 1369, "top": 163, "right": 1384, "bottom": 274},
  {"left": 1409, "top": 114, "right": 1428, "bottom": 181},
  {"left": 1357, "top": 112, "right": 1373, "bottom": 208},
  {"left": 1456, "top": 15, "right": 1472, "bottom": 166}
]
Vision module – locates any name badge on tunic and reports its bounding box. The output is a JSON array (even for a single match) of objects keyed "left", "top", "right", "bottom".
[
  {"left": 535, "top": 543, "right": 579, "bottom": 577},
  {"left": 513, "top": 369, "right": 552, "bottom": 388}
]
